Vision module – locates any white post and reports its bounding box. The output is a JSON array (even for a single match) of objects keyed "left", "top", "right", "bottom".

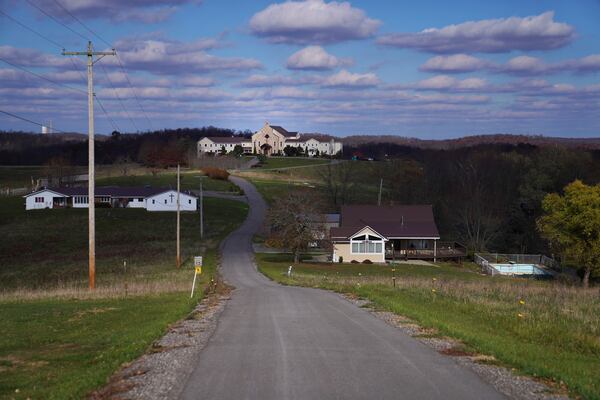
[
  {"left": 190, "top": 271, "right": 198, "bottom": 298},
  {"left": 176, "top": 164, "right": 181, "bottom": 268},
  {"left": 200, "top": 177, "right": 204, "bottom": 239},
  {"left": 433, "top": 239, "right": 437, "bottom": 263}
]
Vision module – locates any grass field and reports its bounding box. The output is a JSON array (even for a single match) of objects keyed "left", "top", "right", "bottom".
[
  {"left": 0, "top": 193, "right": 248, "bottom": 399},
  {"left": 0, "top": 165, "right": 238, "bottom": 193},
  {"left": 258, "top": 157, "right": 333, "bottom": 169},
  {"left": 96, "top": 170, "right": 237, "bottom": 193},
  {"left": 258, "top": 253, "right": 600, "bottom": 400}
]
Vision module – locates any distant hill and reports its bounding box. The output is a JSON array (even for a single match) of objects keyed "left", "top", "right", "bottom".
[{"left": 340, "top": 134, "right": 600, "bottom": 150}]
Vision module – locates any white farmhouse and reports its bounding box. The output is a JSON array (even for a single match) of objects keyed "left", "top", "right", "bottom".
[
  {"left": 23, "top": 186, "right": 197, "bottom": 212},
  {"left": 197, "top": 122, "right": 343, "bottom": 157}
]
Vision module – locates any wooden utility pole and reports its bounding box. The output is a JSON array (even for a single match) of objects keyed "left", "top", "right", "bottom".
[
  {"left": 176, "top": 164, "right": 181, "bottom": 268},
  {"left": 378, "top": 178, "right": 383, "bottom": 206},
  {"left": 63, "top": 42, "right": 115, "bottom": 289},
  {"left": 200, "top": 176, "right": 204, "bottom": 239}
]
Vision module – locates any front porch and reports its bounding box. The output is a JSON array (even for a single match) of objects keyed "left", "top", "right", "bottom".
[{"left": 385, "top": 239, "right": 467, "bottom": 262}]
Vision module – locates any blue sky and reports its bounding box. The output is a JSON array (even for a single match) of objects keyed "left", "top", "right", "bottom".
[{"left": 1, "top": 0, "right": 599, "bottom": 138}]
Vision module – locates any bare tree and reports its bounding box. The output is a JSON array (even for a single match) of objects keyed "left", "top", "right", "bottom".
[
  {"left": 266, "top": 189, "right": 325, "bottom": 263},
  {"left": 318, "top": 161, "right": 355, "bottom": 209}
]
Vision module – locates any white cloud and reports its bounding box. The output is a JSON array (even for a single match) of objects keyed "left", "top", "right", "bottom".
[
  {"left": 34, "top": 0, "right": 198, "bottom": 23},
  {"left": 322, "top": 69, "right": 380, "bottom": 88},
  {"left": 286, "top": 46, "right": 351, "bottom": 70},
  {"left": 249, "top": 0, "right": 381, "bottom": 44},
  {"left": 401, "top": 75, "right": 489, "bottom": 91},
  {"left": 420, "top": 54, "right": 491, "bottom": 73},
  {"left": 378, "top": 11, "right": 575, "bottom": 53},
  {"left": 105, "top": 37, "right": 261, "bottom": 74},
  {"left": 239, "top": 74, "right": 321, "bottom": 87}
]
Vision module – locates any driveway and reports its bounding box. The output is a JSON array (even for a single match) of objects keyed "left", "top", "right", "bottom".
[{"left": 180, "top": 176, "right": 504, "bottom": 400}]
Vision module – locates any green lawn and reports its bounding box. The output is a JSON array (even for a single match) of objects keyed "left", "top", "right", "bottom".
[
  {"left": 258, "top": 253, "right": 600, "bottom": 400},
  {"left": 0, "top": 192, "right": 248, "bottom": 399},
  {"left": 97, "top": 171, "right": 237, "bottom": 193},
  {"left": 0, "top": 166, "right": 87, "bottom": 188},
  {"left": 0, "top": 290, "right": 208, "bottom": 399},
  {"left": 259, "top": 157, "right": 333, "bottom": 169},
  {"left": 0, "top": 196, "right": 247, "bottom": 288},
  {"left": 245, "top": 178, "right": 319, "bottom": 204}
]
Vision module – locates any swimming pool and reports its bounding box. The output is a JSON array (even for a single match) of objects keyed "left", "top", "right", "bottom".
[{"left": 491, "top": 263, "right": 549, "bottom": 275}]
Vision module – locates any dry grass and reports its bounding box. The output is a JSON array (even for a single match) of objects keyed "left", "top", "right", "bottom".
[{"left": 0, "top": 273, "right": 192, "bottom": 302}]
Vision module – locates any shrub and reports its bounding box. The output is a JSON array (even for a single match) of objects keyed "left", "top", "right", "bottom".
[
  {"left": 362, "top": 259, "right": 373, "bottom": 264},
  {"left": 338, "top": 256, "right": 343, "bottom": 263},
  {"left": 202, "top": 167, "right": 230, "bottom": 181},
  {"left": 350, "top": 260, "right": 358, "bottom": 264}
]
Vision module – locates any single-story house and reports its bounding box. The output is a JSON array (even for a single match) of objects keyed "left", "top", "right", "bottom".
[
  {"left": 24, "top": 186, "right": 197, "bottom": 212},
  {"left": 330, "top": 205, "right": 466, "bottom": 263}
]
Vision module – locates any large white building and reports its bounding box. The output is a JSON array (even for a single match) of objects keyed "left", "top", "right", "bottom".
[
  {"left": 24, "top": 187, "right": 197, "bottom": 212},
  {"left": 197, "top": 122, "right": 343, "bottom": 157}
]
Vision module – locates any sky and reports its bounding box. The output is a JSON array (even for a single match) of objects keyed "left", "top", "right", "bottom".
[{"left": 1, "top": 0, "right": 600, "bottom": 138}]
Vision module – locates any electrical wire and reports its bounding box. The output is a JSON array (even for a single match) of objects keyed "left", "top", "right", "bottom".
[{"left": 0, "top": 109, "right": 69, "bottom": 133}]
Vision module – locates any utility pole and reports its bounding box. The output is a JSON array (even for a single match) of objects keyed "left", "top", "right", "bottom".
[
  {"left": 63, "top": 41, "right": 115, "bottom": 290},
  {"left": 378, "top": 178, "right": 383, "bottom": 206},
  {"left": 200, "top": 176, "right": 204, "bottom": 239},
  {"left": 176, "top": 164, "right": 181, "bottom": 268}
]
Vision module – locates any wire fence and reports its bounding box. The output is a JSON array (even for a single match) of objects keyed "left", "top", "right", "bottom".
[{"left": 474, "top": 253, "right": 561, "bottom": 276}]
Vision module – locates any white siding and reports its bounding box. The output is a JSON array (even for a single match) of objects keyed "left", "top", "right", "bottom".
[
  {"left": 146, "top": 191, "right": 197, "bottom": 212},
  {"left": 24, "top": 190, "right": 60, "bottom": 210}
]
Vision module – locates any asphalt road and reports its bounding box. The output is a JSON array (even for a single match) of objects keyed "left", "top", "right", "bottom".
[{"left": 180, "top": 176, "right": 505, "bottom": 400}]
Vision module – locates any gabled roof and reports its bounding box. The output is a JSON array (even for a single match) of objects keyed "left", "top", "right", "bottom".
[
  {"left": 270, "top": 125, "right": 298, "bottom": 137},
  {"left": 331, "top": 205, "right": 440, "bottom": 240}
]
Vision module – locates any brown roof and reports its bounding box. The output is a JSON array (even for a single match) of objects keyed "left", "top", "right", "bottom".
[
  {"left": 330, "top": 205, "right": 439, "bottom": 239},
  {"left": 270, "top": 125, "right": 298, "bottom": 137}
]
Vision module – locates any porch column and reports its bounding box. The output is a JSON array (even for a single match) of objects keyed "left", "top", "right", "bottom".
[{"left": 433, "top": 239, "right": 437, "bottom": 263}]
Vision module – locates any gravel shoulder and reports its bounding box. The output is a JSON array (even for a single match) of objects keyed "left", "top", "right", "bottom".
[
  {"left": 344, "top": 294, "right": 569, "bottom": 400},
  {"left": 88, "top": 286, "right": 230, "bottom": 400}
]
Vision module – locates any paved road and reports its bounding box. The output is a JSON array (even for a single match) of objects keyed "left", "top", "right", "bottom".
[{"left": 180, "top": 177, "right": 504, "bottom": 400}]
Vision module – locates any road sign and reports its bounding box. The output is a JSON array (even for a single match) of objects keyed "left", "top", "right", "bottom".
[
  {"left": 195, "top": 266, "right": 202, "bottom": 274},
  {"left": 194, "top": 256, "right": 203, "bottom": 267}
]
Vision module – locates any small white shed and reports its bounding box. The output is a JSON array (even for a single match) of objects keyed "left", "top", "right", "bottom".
[
  {"left": 24, "top": 189, "right": 67, "bottom": 210},
  {"left": 146, "top": 190, "right": 197, "bottom": 212}
]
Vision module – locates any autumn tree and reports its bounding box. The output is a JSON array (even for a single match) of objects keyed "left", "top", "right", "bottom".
[
  {"left": 266, "top": 189, "right": 325, "bottom": 263},
  {"left": 537, "top": 180, "right": 600, "bottom": 287}
]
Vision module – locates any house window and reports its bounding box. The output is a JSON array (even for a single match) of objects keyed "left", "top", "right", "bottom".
[
  {"left": 152, "top": 200, "right": 155, "bottom": 204},
  {"left": 164, "top": 199, "right": 167, "bottom": 204},
  {"left": 351, "top": 234, "right": 383, "bottom": 254},
  {"left": 138, "top": 198, "right": 143, "bottom": 201},
  {"left": 35, "top": 196, "right": 44, "bottom": 203},
  {"left": 188, "top": 199, "right": 191, "bottom": 204}
]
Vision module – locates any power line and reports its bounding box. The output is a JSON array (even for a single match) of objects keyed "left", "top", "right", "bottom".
[
  {"left": 0, "top": 9, "right": 63, "bottom": 49},
  {"left": 0, "top": 57, "right": 87, "bottom": 95},
  {"left": 94, "top": 94, "right": 120, "bottom": 133},
  {"left": 25, "top": 0, "right": 89, "bottom": 42},
  {"left": 115, "top": 53, "right": 153, "bottom": 131},
  {"left": 99, "top": 62, "right": 138, "bottom": 132},
  {"left": 0, "top": 109, "right": 68, "bottom": 132},
  {"left": 51, "top": 0, "right": 112, "bottom": 48}
]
